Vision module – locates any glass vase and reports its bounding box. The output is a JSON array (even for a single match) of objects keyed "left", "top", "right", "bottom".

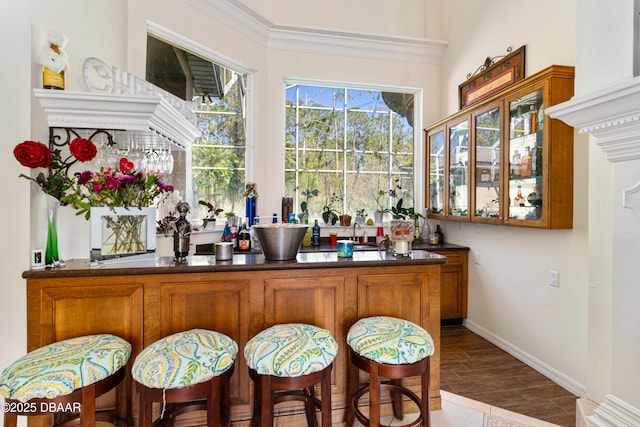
[{"left": 45, "top": 194, "right": 61, "bottom": 267}]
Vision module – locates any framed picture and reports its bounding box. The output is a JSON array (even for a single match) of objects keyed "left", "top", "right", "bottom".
[{"left": 459, "top": 46, "right": 526, "bottom": 109}]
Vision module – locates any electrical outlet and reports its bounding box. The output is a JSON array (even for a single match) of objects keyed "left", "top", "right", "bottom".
[{"left": 550, "top": 270, "right": 560, "bottom": 287}]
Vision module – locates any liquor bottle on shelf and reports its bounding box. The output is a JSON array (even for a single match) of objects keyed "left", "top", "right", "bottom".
[
  {"left": 537, "top": 103, "right": 544, "bottom": 130},
  {"left": 514, "top": 185, "right": 525, "bottom": 207},
  {"left": 511, "top": 150, "right": 522, "bottom": 178},
  {"left": 530, "top": 105, "right": 537, "bottom": 133},
  {"left": 521, "top": 147, "right": 532, "bottom": 178}
]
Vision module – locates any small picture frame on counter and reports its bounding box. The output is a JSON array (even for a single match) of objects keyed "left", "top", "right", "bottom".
[{"left": 32, "top": 249, "right": 45, "bottom": 269}]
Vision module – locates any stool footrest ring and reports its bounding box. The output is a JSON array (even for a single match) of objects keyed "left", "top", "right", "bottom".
[{"left": 352, "top": 383, "right": 424, "bottom": 427}]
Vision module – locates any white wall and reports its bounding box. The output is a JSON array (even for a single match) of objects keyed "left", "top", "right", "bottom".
[
  {"left": 436, "top": 0, "right": 588, "bottom": 393},
  {"left": 0, "top": 6, "right": 31, "bottom": 425}
]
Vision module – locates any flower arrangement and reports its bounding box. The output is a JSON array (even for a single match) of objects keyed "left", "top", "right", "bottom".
[
  {"left": 62, "top": 157, "right": 175, "bottom": 219},
  {"left": 13, "top": 138, "right": 97, "bottom": 201}
]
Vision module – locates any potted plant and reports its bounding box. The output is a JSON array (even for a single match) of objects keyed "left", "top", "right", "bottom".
[
  {"left": 225, "top": 211, "right": 238, "bottom": 227},
  {"left": 299, "top": 187, "right": 319, "bottom": 224},
  {"left": 355, "top": 208, "right": 367, "bottom": 225},
  {"left": 322, "top": 192, "right": 341, "bottom": 225},
  {"left": 198, "top": 200, "right": 223, "bottom": 229}
]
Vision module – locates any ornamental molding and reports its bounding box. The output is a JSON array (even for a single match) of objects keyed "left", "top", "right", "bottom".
[
  {"left": 184, "top": 0, "right": 447, "bottom": 64},
  {"left": 588, "top": 394, "right": 640, "bottom": 427},
  {"left": 34, "top": 89, "right": 200, "bottom": 150},
  {"left": 546, "top": 75, "right": 640, "bottom": 162}
]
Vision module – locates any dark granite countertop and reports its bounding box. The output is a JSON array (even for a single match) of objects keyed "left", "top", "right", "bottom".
[{"left": 23, "top": 249, "right": 448, "bottom": 279}]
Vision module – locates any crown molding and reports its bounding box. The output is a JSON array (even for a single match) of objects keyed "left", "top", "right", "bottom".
[
  {"left": 546, "top": 76, "right": 640, "bottom": 163},
  {"left": 185, "top": 0, "right": 447, "bottom": 64}
]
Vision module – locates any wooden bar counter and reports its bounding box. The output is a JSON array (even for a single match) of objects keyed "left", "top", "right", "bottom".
[{"left": 23, "top": 249, "right": 446, "bottom": 426}]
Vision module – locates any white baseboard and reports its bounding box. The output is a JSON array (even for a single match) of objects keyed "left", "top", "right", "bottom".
[{"left": 462, "top": 319, "right": 587, "bottom": 397}]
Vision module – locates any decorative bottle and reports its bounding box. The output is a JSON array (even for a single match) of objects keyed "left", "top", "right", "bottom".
[
  {"left": 311, "top": 219, "right": 321, "bottom": 246},
  {"left": 302, "top": 219, "right": 312, "bottom": 247},
  {"left": 238, "top": 223, "right": 251, "bottom": 252},
  {"left": 41, "top": 31, "right": 68, "bottom": 90}
]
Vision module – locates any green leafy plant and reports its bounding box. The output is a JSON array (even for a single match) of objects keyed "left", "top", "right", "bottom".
[
  {"left": 198, "top": 200, "right": 223, "bottom": 227},
  {"left": 300, "top": 188, "right": 319, "bottom": 213}
]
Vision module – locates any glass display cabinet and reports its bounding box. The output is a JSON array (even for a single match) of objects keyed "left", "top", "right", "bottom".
[
  {"left": 428, "top": 127, "right": 445, "bottom": 216},
  {"left": 472, "top": 102, "right": 502, "bottom": 223},
  {"left": 425, "top": 65, "right": 575, "bottom": 229},
  {"left": 447, "top": 119, "right": 469, "bottom": 219}
]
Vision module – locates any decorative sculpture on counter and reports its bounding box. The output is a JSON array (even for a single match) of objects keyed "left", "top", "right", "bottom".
[
  {"left": 242, "top": 182, "right": 258, "bottom": 226},
  {"left": 172, "top": 201, "right": 191, "bottom": 262}
]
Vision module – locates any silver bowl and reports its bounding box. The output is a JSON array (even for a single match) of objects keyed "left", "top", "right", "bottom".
[{"left": 253, "top": 224, "right": 309, "bottom": 260}]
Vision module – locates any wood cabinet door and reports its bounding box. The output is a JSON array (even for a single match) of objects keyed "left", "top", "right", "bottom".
[
  {"left": 431, "top": 250, "right": 469, "bottom": 321},
  {"left": 28, "top": 279, "right": 144, "bottom": 354},
  {"left": 263, "top": 275, "right": 346, "bottom": 400},
  {"left": 356, "top": 270, "right": 440, "bottom": 408},
  {"left": 156, "top": 277, "right": 252, "bottom": 414}
]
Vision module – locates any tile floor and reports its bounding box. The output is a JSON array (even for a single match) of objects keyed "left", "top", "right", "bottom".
[{"left": 339, "top": 390, "right": 562, "bottom": 426}]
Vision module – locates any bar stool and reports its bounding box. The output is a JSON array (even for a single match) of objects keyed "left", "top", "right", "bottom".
[
  {"left": 345, "top": 316, "right": 434, "bottom": 427},
  {"left": 244, "top": 323, "right": 338, "bottom": 427},
  {"left": 131, "top": 328, "right": 237, "bottom": 427},
  {"left": 0, "top": 334, "right": 131, "bottom": 427}
]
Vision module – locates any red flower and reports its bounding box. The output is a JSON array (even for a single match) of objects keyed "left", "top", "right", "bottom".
[
  {"left": 119, "top": 157, "right": 135, "bottom": 172},
  {"left": 13, "top": 140, "right": 51, "bottom": 169},
  {"left": 69, "top": 137, "right": 97, "bottom": 162}
]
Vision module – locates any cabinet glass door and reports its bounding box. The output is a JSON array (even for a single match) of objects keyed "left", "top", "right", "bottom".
[
  {"left": 507, "top": 89, "right": 544, "bottom": 223},
  {"left": 447, "top": 120, "right": 469, "bottom": 218},
  {"left": 473, "top": 105, "right": 501, "bottom": 221},
  {"left": 428, "top": 129, "right": 445, "bottom": 215}
]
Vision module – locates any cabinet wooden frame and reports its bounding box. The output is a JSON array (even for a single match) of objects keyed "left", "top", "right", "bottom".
[{"left": 425, "top": 65, "right": 574, "bottom": 229}]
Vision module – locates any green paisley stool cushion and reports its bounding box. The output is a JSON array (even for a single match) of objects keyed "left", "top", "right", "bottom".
[
  {"left": 0, "top": 334, "right": 131, "bottom": 402},
  {"left": 132, "top": 329, "right": 238, "bottom": 389},
  {"left": 347, "top": 316, "right": 434, "bottom": 365},
  {"left": 244, "top": 323, "right": 338, "bottom": 377}
]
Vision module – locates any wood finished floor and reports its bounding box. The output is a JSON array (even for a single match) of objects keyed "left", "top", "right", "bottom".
[{"left": 440, "top": 325, "right": 578, "bottom": 427}]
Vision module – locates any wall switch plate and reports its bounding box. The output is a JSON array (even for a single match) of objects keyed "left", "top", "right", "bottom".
[
  {"left": 473, "top": 251, "right": 480, "bottom": 265},
  {"left": 550, "top": 270, "right": 560, "bottom": 287}
]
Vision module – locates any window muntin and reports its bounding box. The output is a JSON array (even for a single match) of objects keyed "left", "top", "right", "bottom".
[{"left": 285, "top": 83, "right": 416, "bottom": 221}]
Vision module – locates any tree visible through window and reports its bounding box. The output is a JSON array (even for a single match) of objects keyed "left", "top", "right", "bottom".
[
  {"left": 192, "top": 76, "right": 247, "bottom": 218},
  {"left": 285, "top": 83, "right": 416, "bottom": 222}
]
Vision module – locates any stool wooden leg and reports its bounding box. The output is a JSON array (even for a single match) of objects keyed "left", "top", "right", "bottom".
[
  {"left": 208, "top": 376, "right": 221, "bottom": 427},
  {"left": 116, "top": 374, "right": 128, "bottom": 424},
  {"left": 80, "top": 383, "right": 96, "bottom": 427},
  {"left": 369, "top": 362, "right": 380, "bottom": 427},
  {"left": 421, "top": 358, "right": 431, "bottom": 427},
  {"left": 303, "top": 386, "right": 318, "bottom": 427},
  {"left": 139, "top": 386, "right": 153, "bottom": 427},
  {"left": 345, "top": 351, "right": 359, "bottom": 427},
  {"left": 259, "top": 375, "right": 274, "bottom": 427},
  {"left": 390, "top": 379, "right": 404, "bottom": 420},
  {"left": 4, "top": 412, "right": 17, "bottom": 427},
  {"left": 321, "top": 367, "right": 332, "bottom": 427}
]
